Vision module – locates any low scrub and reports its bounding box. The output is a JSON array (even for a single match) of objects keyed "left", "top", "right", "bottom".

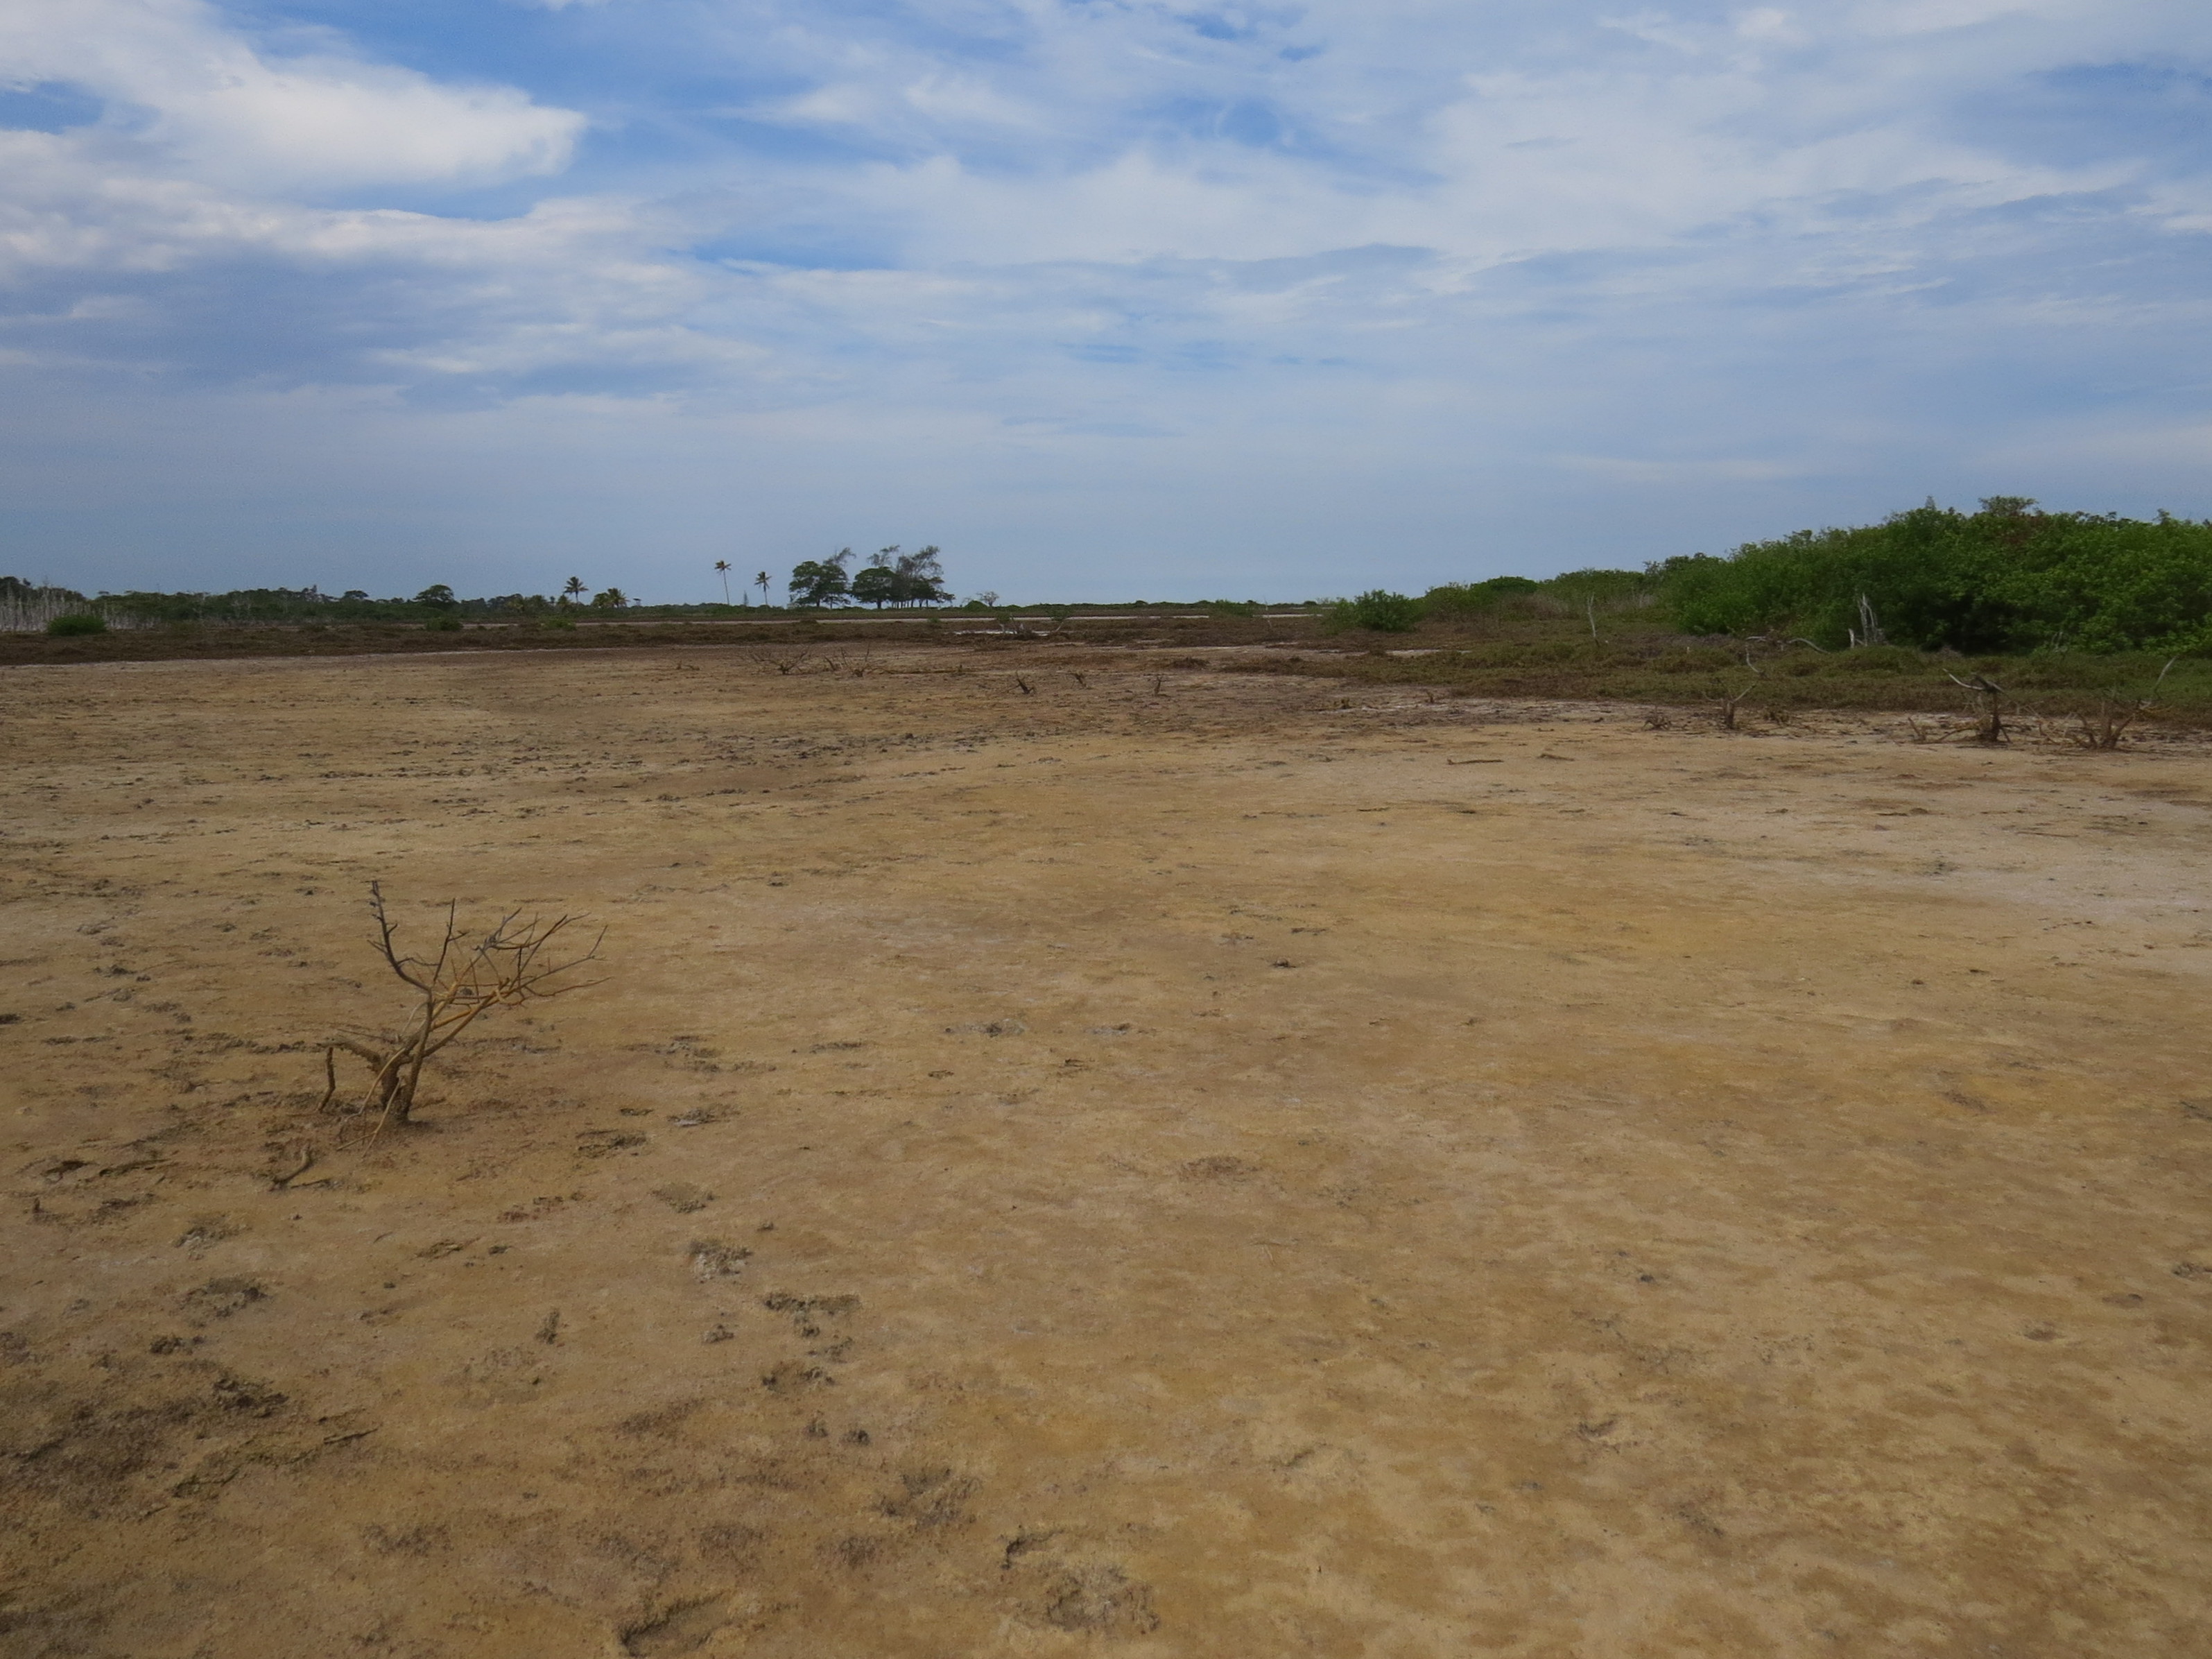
[
  {"left": 1326, "top": 590, "right": 1426, "bottom": 633},
  {"left": 1660, "top": 498, "right": 2212, "bottom": 654},
  {"left": 1239, "top": 636, "right": 2211, "bottom": 730}
]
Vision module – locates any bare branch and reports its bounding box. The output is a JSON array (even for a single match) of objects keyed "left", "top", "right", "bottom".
[
  {"left": 321, "top": 886, "right": 605, "bottom": 1137},
  {"left": 1946, "top": 673, "right": 2007, "bottom": 743}
]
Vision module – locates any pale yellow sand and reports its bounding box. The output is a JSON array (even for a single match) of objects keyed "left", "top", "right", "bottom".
[{"left": 5, "top": 647, "right": 2209, "bottom": 1657}]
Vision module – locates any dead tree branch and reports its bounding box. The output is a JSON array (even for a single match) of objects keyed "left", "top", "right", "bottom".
[
  {"left": 1714, "top": 653, "right": 1762, "bottom": 730},
  {"left": 1946, "top": 673, "right": 2007, "bottom": 744}
]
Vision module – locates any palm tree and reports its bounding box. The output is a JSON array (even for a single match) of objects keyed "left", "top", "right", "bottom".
[
  {"left": 714, "top": 560, "right": 732, "bottom": 605},
  {"left": 754, "top": 570, "right": 770, "bottom": 607},
  {"left": 561, "top": 576, "right": 587, "bottom": 607}
]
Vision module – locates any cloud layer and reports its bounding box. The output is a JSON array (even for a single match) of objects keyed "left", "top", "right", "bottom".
[{"left": 1, "top": 0, "right": 2207, "bottom": 597}]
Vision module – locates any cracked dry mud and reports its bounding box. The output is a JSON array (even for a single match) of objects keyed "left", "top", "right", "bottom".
[{"left": 3, "top": 645, "right": 2209, "bottom": 1657}]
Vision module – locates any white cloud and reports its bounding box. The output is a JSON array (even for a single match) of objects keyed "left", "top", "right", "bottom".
[
  {"left": 1, "top": 0, "right": 2208, "bottom": 596},
  {"left": 0, "top": 0, "right": 583, "bottom": 190}
]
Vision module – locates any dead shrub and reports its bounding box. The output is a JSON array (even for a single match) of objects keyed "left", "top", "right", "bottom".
[
  {"left": 2073, "top": 658, "right": 2176, "bottom": 750},
  {"left": 1947, "top": 672, "right": 2007, "bottom": 743},
  {"left": 320, "top": 882, "right": 603, "bottom": 1135}
]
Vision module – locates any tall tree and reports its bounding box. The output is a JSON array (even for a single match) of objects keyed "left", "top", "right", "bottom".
[
  {"left": 714, "top": 560, "right": 732, "bottom": 604},
  {"left": 893, "top": 545, "right": 949, "bottom": 605},
  {"left": 562, "top": 576, "right": 587, "bottom": 605},
  {"left": 754, "top": 570, "right": 771, "bottom": 605},
  {"left": 852, "top": 547, "right": 899, "bottom": 609},
  {"left": 787, "top": 549, "right": 854, "bottom": 608}
]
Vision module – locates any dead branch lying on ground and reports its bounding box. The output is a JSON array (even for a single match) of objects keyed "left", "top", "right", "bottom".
[{"left": 320, "top": 882, "right": 603, "bottom": 1137}]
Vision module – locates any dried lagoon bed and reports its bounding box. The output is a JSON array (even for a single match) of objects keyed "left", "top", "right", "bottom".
[{"left": 3, "top": 645, "right": 2209, "bottom": 1657}]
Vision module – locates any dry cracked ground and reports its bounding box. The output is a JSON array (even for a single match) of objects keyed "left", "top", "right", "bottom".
[{"left": 3, "top": 645, "right": 2209, "bottom": 1658}]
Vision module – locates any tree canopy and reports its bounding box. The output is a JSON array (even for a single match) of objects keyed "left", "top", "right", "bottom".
[
  {"left": 787, "top": 549, "right": 854, "bottom": 608},
  {"left": 791, "top": 544, "right": 950, "bottom": 608}
]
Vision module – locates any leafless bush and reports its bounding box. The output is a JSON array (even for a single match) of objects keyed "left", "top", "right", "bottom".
[
  {"left": 320, "top": 884, "right": 603, "bottom": 1135},
  {"left": 1946, "top": 673, "right": 2006, "bottom": 743},
  {"left": 1713, "top": 654, "right": 1761, "bottom": 730},
  {"left": 2073, "top": 659, "right": 2175, "bottom": 750}
]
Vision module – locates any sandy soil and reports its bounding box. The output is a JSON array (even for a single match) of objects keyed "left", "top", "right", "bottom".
[{"left": 3, "top": 646, "right": 2209, "bottom": 1658}]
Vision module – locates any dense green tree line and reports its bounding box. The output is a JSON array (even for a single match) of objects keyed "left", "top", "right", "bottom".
[
  {"left": 1320, "top": 499, "right": 2211, "bottom": 652},
  {"left": 1658, "top": 499, "right": 2212, "bottom": 653}
]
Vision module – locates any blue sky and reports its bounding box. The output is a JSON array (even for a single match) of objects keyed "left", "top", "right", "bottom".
[{"left": 1, "top": 0, "right": 2208, "bottom": 602}]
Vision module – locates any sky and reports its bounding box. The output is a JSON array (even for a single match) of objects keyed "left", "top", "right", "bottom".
[{"left": 1, "top": 0, "right": 2209, "bottom": 603}]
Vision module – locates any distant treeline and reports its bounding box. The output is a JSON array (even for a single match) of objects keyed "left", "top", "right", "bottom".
[
  {"left": 0, "top": 574, "right": 1317, "bottom": 632},
  {"left": 13, "top": 498, "right": 2209, "bottom": 653},
  {"left": 0, "top": 576, "right": 558, "bottom": 628},
  {"left": 1344, "top": 498, "right": 2209, "bottom": 653}
]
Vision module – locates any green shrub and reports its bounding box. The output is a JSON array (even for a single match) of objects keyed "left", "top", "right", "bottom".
[
  {"left": 1424, "top": 577, "right": 1539, "bottom": 616},
  {"left": 1544, "top": 568, "right": 1654, "bottom": 608},
  {"left": 46, "top": 613, "right": 106, "bottom": 636},
  {"left": 1660, "top": 501, "right": 2212, "bottom": 653},
  {"left": 424, "top": 614, "right": 464, "bottom": 633},
  {"left": 540, "top": 616, "right": 577, "bottom": 630},
  {"left": 1327, "top": 590, "right": 1426, "bottom": 633}
]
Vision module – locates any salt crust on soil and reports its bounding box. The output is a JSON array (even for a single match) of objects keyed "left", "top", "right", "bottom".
[{"left": 3, "top": 646, "right": 2209, "bottom": 1656}]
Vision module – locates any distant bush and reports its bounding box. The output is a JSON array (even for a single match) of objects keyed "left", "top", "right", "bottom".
[
  {"left": 424, "top": 614, "right": 463, "bottom": 633},
  {"left": 1545, "top": 567, "right": 1655, "bottom": 609},
  {"left": 1661, "top": 499, "right": 2212, "bottom": 653},
  {"left": 1424, "top": 577, "right": 1540, "bottom": 616},
  {"left": 46, "top": 613, "right": 106, "bottom": 636},
  {"left": 1425, "top": 571, "right": 1651, "bottom": 623},
  {"left": 540, "top": 616, "right": 577, "bottom": 630},
  {"left": 1327, "top": 590, "right": 1426, "bottom": 633}
]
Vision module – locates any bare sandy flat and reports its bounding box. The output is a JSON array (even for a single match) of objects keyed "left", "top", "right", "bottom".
[{"left": 4, "top": 646, "right": 2209, "bottom": 1658}]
